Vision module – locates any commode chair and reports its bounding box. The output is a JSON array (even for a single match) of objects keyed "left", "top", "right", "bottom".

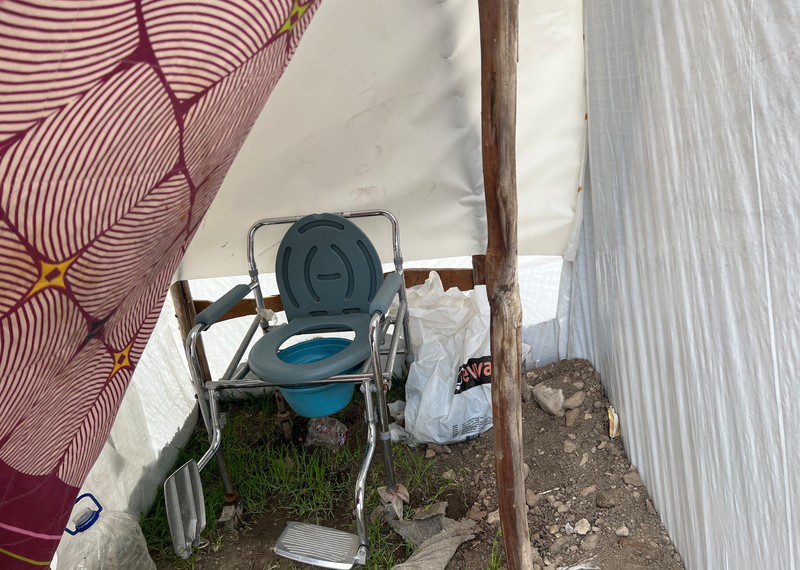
[{"left": 164, "top": 210, "right": 412, "bottom": 568}]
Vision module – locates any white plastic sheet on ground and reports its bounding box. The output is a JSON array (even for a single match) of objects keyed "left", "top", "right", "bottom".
[{"left": 565, "top": 1, "right": 800, "bottom": 568}]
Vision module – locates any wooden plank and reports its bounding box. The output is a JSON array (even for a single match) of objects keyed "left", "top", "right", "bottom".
[
  {"left": 472, "top": 254, "right": 486, "bottom": 286},
  {"left": 171, "top": 280, "right": 214, "bottom": 382},
  {"left": 401, "top": 268, "right": 475, "bottom": 291},
  {"left": 192, "top": 268, "right": 477, "bottom": 323},
  {"left": 478, "top": 1, "right": 532, "bottom": 568}
]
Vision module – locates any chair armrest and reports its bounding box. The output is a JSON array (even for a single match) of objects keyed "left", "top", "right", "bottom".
[
  {"left": 369, "top": 271, "right": 403, "bottom": 315},
  {"left": 194, "top": 284, "right": 251, "bottom": 328}
]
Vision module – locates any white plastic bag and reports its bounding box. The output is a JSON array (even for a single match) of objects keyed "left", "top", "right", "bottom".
[{"left": 404, "top": 272, "right": 495, "bottom": 444}]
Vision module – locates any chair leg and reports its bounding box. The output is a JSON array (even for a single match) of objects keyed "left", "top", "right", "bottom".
[
  {"left": 370, "top": 314, "right": 397, "bottom": 491},
  {"left": 355, "top": 380, "right": 377, "bottom": 553},
  {"left": 399, "top": 287, "right": 415, "bottom": 367}
]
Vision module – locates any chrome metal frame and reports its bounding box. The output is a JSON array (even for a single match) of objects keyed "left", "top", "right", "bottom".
[{"left": 174, "top": 210, "right": 414, "bottom": 560}]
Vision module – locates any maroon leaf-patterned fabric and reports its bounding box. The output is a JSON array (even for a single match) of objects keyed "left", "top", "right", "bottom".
[{"left": 0, "top": 1, "right": 320, "bottom": 566}]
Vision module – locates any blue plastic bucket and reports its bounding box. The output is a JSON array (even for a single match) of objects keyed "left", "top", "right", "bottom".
[{"left": 277, "top": 337, "right": 361, "bottom": 418}]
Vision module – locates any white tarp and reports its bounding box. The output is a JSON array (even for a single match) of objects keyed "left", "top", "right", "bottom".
[
  {"left": 566, "top": 1, "right": 800, "bottom": 568},
  {"left": 176, "top": 0, "right": 585, "bottom": 280}
]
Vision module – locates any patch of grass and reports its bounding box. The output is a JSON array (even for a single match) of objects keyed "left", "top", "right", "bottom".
[
  {"left": 142, "top": 381, "right": 434, "bottom": 567},
  {"left": 487, "top": 529, "right": 505, "bottom": 570},
  {"left": 391, "top": 443, "right": 433, "bottom": 491}
]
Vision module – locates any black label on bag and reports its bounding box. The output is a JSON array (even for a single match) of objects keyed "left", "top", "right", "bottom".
[{"left": 454, "top": 356, "right": 492, "bottom": 394}]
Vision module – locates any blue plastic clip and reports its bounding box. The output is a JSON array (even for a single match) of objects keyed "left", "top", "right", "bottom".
[{"left": 64, "top": 493, "right": 103, "bottom": 536}]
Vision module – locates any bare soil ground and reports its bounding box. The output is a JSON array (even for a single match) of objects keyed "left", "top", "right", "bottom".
[{"left": 151, "top": 359, "right": 683, "bottom": 569}]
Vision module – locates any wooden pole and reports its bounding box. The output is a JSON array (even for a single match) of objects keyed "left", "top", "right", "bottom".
[{"left": 477, "top": 1, "right": 532, "bottom": 568}]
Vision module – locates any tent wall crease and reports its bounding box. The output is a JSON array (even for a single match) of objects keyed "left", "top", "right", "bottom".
[{"left": 570, "top": 1, "right": 800, "bottom": 568}]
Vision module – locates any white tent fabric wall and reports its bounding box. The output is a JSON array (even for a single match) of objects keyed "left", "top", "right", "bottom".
[
  {"left": 176, "top": 0, "right": 585, "bottom": 281},
  {"left": 569, "top": 1, "right": 800, "bottom": 568}
]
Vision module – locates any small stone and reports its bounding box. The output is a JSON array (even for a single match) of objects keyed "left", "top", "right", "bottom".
[
  {"left": 615, "top": 525, "right": 630, "bottom": 537},
  {"left": 532, "top": 384, "right": 565, "bottom": 416},
  {"left": 593, "top": 400, "right": 605, "bottom": 409},
  {"left": 467, "top": 504, "right": 487, "bottom": 521},
  {"left": 579, "top": 485, "right": 597, "bottom": 496},
  {"left": 563, "top": 391, "right": 586, "bottom": 410},
  {"left": 442, "top": 469, "right": 455, "bottom": 480},
  {"left": 563, "top": 440, "right": 577, "bottom": 454},
  {"left": 442, "top": 445, "right": 452, "bottom": 454},
  {"left": 580, "top": 453, "right": 589, "bottom": 467},
  {"left": 425, "top": 448, "right": 436, "bottom": 459},
  {"left": 623, "top": 471, "right": 643, "bottom": 487},
  {"left": 563, "top": 522, "right": 575, "bottom": 535},
  {"left": 522, "top": 382, "right": 534, "bottom": 403},
  {"left": 574, "top": 518, "right": 591, "bottom": 535},
  {"left": 557, "top": 502, "right": 570, "bottom": 514},
  {"left": 548, "top": 536, "right": 568, "bottom": 555},
  {"left": 478, "top": 488, "right": 488, "bottom": 499},
  {"left": 526, "top": 489, "right": 540, "bottom": 507},
  {"left": 580, "top": 533, "right": 600, "bottom": 552},
  {"left": 596, "top": 491, "right": 618, "bottom": 509},
  {"left": 573, "top": 381, "right": 584, "bottom": 389},
  {"left": 523, "top": 462, "right": 530, "bottom": 480},
  {"left": 565, "top": 408, "right": 580, "bottom": 428},
  {"left": 487, "top": 509, "right": 500, "bottom": 524},
  {"left": 548, "top": 524, "right": 559, "bottom": 535}
]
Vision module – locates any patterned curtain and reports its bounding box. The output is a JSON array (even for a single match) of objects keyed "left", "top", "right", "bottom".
[{"left": 0, "top": 1, "right": 320, "bottom": 566}]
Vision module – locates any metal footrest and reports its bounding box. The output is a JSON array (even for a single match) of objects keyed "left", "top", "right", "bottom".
[{"left": 274, "top": 521, "right": 365, "bottom": 569}]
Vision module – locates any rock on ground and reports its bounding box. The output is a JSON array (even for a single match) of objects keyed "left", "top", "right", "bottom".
[{"left": 532, "top": 383, "right": 565, "bottom": 416}]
